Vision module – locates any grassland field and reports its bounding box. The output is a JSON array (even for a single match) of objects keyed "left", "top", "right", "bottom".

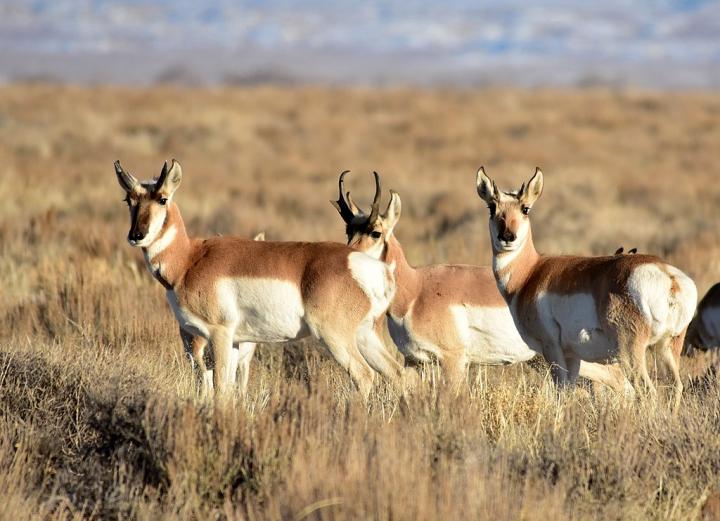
[{"left": 1, "top": 85, "right": 720, "bottom": 519}]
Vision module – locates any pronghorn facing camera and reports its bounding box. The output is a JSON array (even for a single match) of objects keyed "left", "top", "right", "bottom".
[
  {"left": 331, "top": 171, "right": 629, "bottom": 392},
  {"left": 114, "top": 159, "right": 406, "bottom": 400},
  {"left": 685, "top": 283, "right": 720, "bottom": 355},
  {"left": 476, "top": 167, "right": 697, "bottom": 410}
]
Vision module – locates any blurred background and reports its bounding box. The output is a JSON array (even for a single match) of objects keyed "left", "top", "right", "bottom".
[
  {"left": 1, "top": 0, "right": 719, "bottom": 88},
  {"left": 1, "top": 4, "right": 720, "bottom": 518}
]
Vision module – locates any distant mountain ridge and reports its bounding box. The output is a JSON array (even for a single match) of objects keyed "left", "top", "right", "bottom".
[{"left": 1, "top": 0, "right": 718, "bottom": 88}]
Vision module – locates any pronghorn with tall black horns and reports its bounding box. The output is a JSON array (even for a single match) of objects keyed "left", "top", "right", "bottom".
[
  {"left": 476, "top": 166, "right": 697, "bottom": 409},
  {"left": 684, "top": 282, "right": 720, "bottom": 356},
  {"left": 114, "top": 159, "right": 407, "bottom": 400},
  {"left": 331, "top": 170, "right": 631, "bottom": 391}
]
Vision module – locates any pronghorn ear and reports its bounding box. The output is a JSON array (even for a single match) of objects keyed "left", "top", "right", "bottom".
[
  {"left": 521, "top": 167, "right": 544, "bottom": 207},
  {"left": 114, "top": 160, "right": 138, "bottom": 193},
  {"left": 476, "top": 167, "right": 498, "bottom": 206},
  {"left": 253, "top": 232, "right": 266, "bottom": 241},
  {"left": 156, "top": 159, "right": 183, "bottom": 197},
  {"left": 383, "top": 190, "right": 402, "bottom": 236}
]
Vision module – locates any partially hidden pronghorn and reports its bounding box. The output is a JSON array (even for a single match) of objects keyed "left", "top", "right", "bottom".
[
  {"left": 684, "top": 282, "right": 720, "bottom": 355},
  {"left": 114, "top": 159, "right": 407, "bottom": 399},
  {"left": 331, "top": 170, "right": 630, "bottom": 391},
  {"left": 182, "top": 231, "right": 266, "bottom": 394},
  {"left": 476, "top": 167, "right": 697, "bottom": 409}
]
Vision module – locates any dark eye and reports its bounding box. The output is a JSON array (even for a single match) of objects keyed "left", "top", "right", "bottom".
[
  {"left": 488, "top": 203, "right": 496, "bottom": 217},
  {"left": 522, "top": 206, "right": 530, "bottom": 216},
  {"left": 158, "top": 197, "right": 168, "bottom": 205},
  {"left": 370, "top": 231, "right": 382, "bottom": 239}
]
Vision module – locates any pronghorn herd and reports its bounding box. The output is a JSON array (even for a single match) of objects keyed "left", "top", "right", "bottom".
[{"left": 115, "top": 160, "right": 703, "bottom": 411}]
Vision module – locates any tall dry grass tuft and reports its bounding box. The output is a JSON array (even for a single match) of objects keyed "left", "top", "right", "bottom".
[{"left": 1, "top": 85, "right": 719, "bottom": 519}]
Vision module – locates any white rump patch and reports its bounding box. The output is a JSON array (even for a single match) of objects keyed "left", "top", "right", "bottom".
[
  {"left": 348, "top": 251, "right": 396, "bottom": 320},
  {"left": 627, "top": 263, "right": 697, "bottom": 341}
]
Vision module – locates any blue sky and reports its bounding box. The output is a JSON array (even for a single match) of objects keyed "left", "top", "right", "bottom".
[{"left": 1, "top": 1, "right": 718, "bottom": 87}]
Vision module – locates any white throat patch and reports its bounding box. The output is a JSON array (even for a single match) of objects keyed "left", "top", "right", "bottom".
[
  {"left": 147, "top": 225, "right": 176, "bottom": 260},
  {"left": 143, "top": 225, "right": 176, "bottom": 275}
]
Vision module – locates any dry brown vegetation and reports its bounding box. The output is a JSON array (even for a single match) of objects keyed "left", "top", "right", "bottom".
[{"left": 1, "top": 85, "right": 720, "bottom": 519}]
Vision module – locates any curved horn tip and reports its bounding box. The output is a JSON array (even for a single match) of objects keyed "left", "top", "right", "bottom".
[
  {"left": 334, "top": 170, "right": 357, "bottom": 223},
  {"left": 368, "top": 171, "right": 382, "bottom": 223},
  {"left": 372, "top": 171, "right": 381, "bottom": 197}
]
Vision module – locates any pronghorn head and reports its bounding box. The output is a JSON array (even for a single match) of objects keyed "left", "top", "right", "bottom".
[
  {"left": 330, "top": 170, "right": 401, "bottom": 259},
  {"left": 476, "top": 167, "right": 544, "bottom": 253},
  {"left": 114, "top": 159, "right": 183, "bottom": 247}
]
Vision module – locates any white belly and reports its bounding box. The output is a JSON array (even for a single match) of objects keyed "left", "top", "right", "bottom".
[
  {"left": 451, "top": 304, "right": 536, "bottom": 364},
  {"left": 217, "top": 277, "right": 309, "bottom": 343},
  {"left": 535, "top": 291, "right": 617, "bottom": 362}
]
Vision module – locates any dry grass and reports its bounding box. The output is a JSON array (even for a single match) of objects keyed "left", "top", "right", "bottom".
[{"left": 1, "top": 85, "right": 720, "bottom": 519}]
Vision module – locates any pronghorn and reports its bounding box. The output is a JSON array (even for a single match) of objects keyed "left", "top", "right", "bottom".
[
  {"left": 475, "top": 167, "right": 697, "bottom": 409},
  {"left": 684, "top": 282, "right": 720, "bottom": 355},
  {"left": 182, "top": 231, "right": 267, "bottom": 394},
  {"left": 114, "top": 159, "right": 407, "bottom": 399},
  {"left": 331, "top": 171, "right": 630, "bottom": 391}
]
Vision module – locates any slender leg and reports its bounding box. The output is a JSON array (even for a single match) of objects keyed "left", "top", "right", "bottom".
[
  {"left": 209, "top": 326, "right": 235, "bottom": 400},
  {"left": 578, "top": 361, "right": 634, "bottom": 396},
  {"left": 629, "top": 338, "right": 656, "bottom": 399},
  {"left": 658, "top": 333, "right": 684, "bottom": 414},
  {"left": 356, "top": 320, "right": 405, "bottom": 389},
  {"left": 321, "top": 331, "right": 375, "bottom": 400},
  {"left": 179, "top": 328, "right": 212, "bottom": 395},
  {"left": 565, "top": 351, "right": 581, "bottom": 386},
  {"left": 180, "top": 327, "right": 195, "bottom": 369},
  {"left": 439, "top": 347, "right": 467, "bottom": 393},
  {"left": 543, "top": 344, "right": 570, "bottom": 387},
  {"left": 235, "top": 341, "right": 257, "bottom": 395}
]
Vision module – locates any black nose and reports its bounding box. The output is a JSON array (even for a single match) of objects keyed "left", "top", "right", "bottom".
[
  {"left": 499, "top": 229, "right": 516, "bottom": 243},
  {"left": 129, "top": 230, "right": 145, "bottom": 242}
]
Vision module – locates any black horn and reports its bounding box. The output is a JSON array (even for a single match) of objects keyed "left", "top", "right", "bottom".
[
  {"left": 114, "top": 160, "right": 138, "bottom": 192},
  {"left": 155, "top": 160, "right": 169, "bottom": 190},
  {"left": 332, "top": 170, "right": 357, "bottom": 224},
  {"left": 368, "top": 171, "right": 382, "bottom": 223}
]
